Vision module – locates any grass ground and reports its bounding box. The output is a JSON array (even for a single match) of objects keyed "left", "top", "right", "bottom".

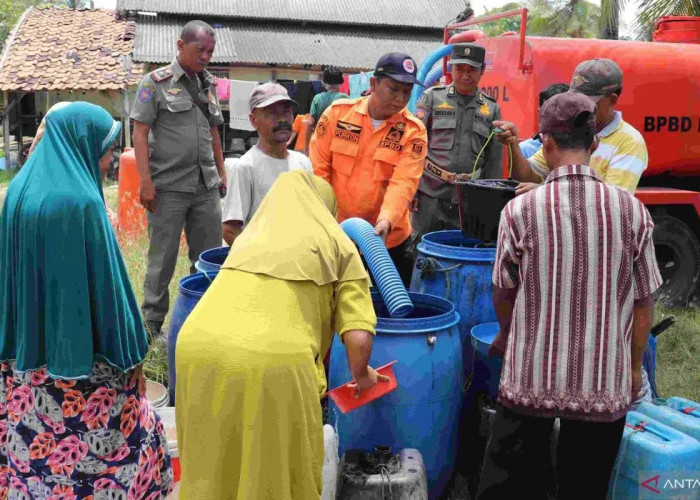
[{"left": 103, "top": 181, "right": 190, "bottom": 386}]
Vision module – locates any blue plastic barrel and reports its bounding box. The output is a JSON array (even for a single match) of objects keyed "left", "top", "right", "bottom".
[
  {"left": 194, "top": 246, "right": 230, "bottom": 273},
  {"left": 470, "top": 323, "right": 503, "bottom": 400},
  {"left": 410, "top": 230, "right": 496, "bottom": 377},
  {"left": 637, "top": 400, "right": 700, "bottom": 442},
  {"left": 608, "top": 411, "right": 700, "bottom": 499},
  {"left": 329, "top": 291, "right": 462, "bottom": 499},
  {"left": 167, "top": 272, "right": 217, "bottom": 403}
]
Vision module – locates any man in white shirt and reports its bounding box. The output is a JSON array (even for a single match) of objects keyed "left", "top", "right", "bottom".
[{"left": 222, "top": 83, "right": 313, "bottom": 244}]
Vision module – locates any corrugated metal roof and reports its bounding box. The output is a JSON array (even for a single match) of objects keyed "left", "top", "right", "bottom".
[
  {"left": 134, "top": 16, "right": 444, "bottom": 70},
  {"left": 117, "top": 0, "right": 465, "bottom": 29}
]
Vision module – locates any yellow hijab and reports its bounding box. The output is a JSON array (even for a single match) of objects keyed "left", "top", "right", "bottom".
[{"left": 223, "top": 170, "right": 368, "bottom": 286}]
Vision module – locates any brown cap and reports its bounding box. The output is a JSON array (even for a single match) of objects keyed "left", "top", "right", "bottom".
[
  {"left": 539, "top": 91, "right": 596, "bottom": 134},
  {"left": 249, "top": 83, "right": 298, "bottom": 112},
  {"left": 570, "top": 58, "right": 622, "bottom": 101}
]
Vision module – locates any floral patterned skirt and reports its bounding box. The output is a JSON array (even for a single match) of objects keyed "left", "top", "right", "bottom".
[{"left": 0, "top": 361, "right": 172, "bottom": 500}]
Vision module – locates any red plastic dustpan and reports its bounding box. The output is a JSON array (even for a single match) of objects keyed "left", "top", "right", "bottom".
[{"left": 327, "top": 361, "right": 398, "bottom": 414}]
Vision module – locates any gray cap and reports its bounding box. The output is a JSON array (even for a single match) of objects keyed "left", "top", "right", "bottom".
[
  {"left": 570, "top": 58, "right": 623, "bottom": 102},
  {"left": 539, "top": 91, "right": 596, "bottom": 135},
  {"left": 449, "top": 43, "right": 485, "bottom": 68},
  {"left": 249, "top": 83, "right": 298, "bottom": 112}
]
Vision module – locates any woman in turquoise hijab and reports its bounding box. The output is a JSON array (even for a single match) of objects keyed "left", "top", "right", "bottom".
[{"left": 0, "top": 102, "right": 172, "bottom": 498}]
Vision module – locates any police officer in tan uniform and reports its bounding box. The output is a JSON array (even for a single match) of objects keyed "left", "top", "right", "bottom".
[
  {"left": 411, "top": 43, "right": 502, "bottom": 242},
  {"left": 130, "top": 20, "right": 226, "bottom": 340}
]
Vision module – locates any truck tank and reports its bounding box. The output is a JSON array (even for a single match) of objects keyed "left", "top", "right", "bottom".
[{"left": 476, "top": 34, "right": 700, "bottom": 179}]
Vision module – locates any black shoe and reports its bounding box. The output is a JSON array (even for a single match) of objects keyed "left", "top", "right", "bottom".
[{"left": 146, "top": 320, "right": 166, "bottom": 344}]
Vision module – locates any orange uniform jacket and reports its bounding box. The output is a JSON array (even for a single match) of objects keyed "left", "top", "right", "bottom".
[{"left": 309, "top": 97, "right": 428, "bottom": 248}]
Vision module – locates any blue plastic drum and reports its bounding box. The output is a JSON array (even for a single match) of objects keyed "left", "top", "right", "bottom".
[
  {"left": 194, "top": 246, "right": 230, "bottom": 273},
  {"left": 411, "top": 230, "right": 496, "bottom": 377},
  {"left": 167, "top": 271, "right": 217, "bottom": 403},
  {"left": 329, "top": 291, "right": 462, "bottom": 499},
  {"left": 470, "top": 323, "right": 504, "bottom": 400}
]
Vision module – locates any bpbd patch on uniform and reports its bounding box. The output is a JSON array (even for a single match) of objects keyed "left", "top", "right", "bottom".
[
  {"left": 334, "top": 120, "right": 362, "bottom": 143},
  {"left": 379, "top": 126, "right": 404, "bottom": 152},
  {"left": 379, "top": 141, "right": 403, "bottom": 152},
  {"left": 385, "top": 126, "right": 404, "bottom": 143}
]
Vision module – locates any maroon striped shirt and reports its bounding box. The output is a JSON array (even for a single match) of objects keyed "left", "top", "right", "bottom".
[{"left": 493, "top": 165, "right": 661, "bottom": 422}]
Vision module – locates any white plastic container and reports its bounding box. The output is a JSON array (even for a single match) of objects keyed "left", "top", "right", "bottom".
[
  {"left": 146, "top": 380, "right": 169, "bottom": 408},
  {"left": 155, "top": 407, "right": 180, "bottom": 483},
  {"left": 322, "top": 424, "right": 338, "bottom": 500}
]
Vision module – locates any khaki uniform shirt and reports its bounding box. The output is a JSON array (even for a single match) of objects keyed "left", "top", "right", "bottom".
[
  {"left": 416, "top": 85, "right": 503, "bottom": 202},
  {"left": 130, "top": 58, "right": 224, "bottom": 193}
]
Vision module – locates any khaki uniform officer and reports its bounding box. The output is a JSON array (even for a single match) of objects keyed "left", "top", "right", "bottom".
[
  {"left": 411, "top": 43, "right": 503, "bottom": 242},
  {"left": 130, "top": 20, "right": 226, "bottom": 339}
]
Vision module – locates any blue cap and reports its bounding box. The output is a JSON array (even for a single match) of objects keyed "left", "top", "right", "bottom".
[{"left": 374, "top": 52, "right": 420, "bottom": 84}]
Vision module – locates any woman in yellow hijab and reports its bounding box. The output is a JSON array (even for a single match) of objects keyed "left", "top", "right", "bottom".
[{"left": 175, "top": 170, "right": 385, "bottom": 499}]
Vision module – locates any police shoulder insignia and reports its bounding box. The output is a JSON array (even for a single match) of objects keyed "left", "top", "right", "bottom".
[
  {"left": 137, "top": 85, "right": 154, "bottom": 103},
  {"left": 151, "top": 66, "right": 173, "bottom": 82},
  {"left": 447, "top": 86, "right": 456, "bottom": 97}
]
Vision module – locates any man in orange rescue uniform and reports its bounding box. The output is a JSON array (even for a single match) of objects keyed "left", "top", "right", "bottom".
[{"left": 310, "top": 52, "right": 428, "bottom": 286}]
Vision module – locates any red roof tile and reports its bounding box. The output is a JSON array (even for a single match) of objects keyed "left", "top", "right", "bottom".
[{"left": 0, "top": 8, "right": 144, "bottom": 91}]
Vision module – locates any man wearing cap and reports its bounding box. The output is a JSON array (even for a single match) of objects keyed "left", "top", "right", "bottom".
[
  {"left": 477, "top": 92, "right": 660, "bottom": 500},
  {"left": 309, "top": 52, "right": 428, "bottom": 286},
  {"left": 222, "top": 83, "right": 313, "bottom": 245},
  {"left": 496, "top": 58, "right": 648, "bottom": 194},
  {"left": 130, "top": 20, "right": 226, "bottom": 340},
  {"left": 411, "top": 43, "right": 503, "bottom": 240}
]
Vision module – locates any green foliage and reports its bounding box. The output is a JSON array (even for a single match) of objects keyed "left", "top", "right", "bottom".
[
  {"left": 634, "top": 0, "right": 700, "bottom": 40},
  {"left": 474, "top": 2, "right": 522, "bottom": 37},
  {"left": 474, "top": 0, "right": 602, "bottom": 39},
  {"left": 0, "top": 167, "right": 16, "bottom": 187},
  {"left": 655, "top": 305, "right": 700, "bottom": 402}
]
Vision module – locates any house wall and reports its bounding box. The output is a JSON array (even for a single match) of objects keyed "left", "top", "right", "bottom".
[{"left": 34, "top": 88, "right": 138, "bottom": 119}]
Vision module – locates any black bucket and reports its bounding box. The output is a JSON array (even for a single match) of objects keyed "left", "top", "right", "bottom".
[{"left": 456, "top": 179, "right": 519, "bottom": 242}]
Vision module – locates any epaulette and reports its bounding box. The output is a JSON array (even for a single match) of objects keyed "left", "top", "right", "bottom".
[
  {"left": 480, "top": 91, "right": 497, "bottom": 103},
  {"left": 150, "top": 66, "right": 173, "bottom": 83},
  {"left": 329, "top": 97, "right": 357, "bottom": 108}
]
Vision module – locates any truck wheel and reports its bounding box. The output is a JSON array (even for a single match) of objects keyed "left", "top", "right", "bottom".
[{"left": 652, "top": 215, "right": 700, "bottom": 307}]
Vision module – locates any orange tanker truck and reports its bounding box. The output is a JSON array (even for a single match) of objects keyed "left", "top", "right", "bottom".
[{"left": 417, "top": 9, "right": 700, "bottom": 305}]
